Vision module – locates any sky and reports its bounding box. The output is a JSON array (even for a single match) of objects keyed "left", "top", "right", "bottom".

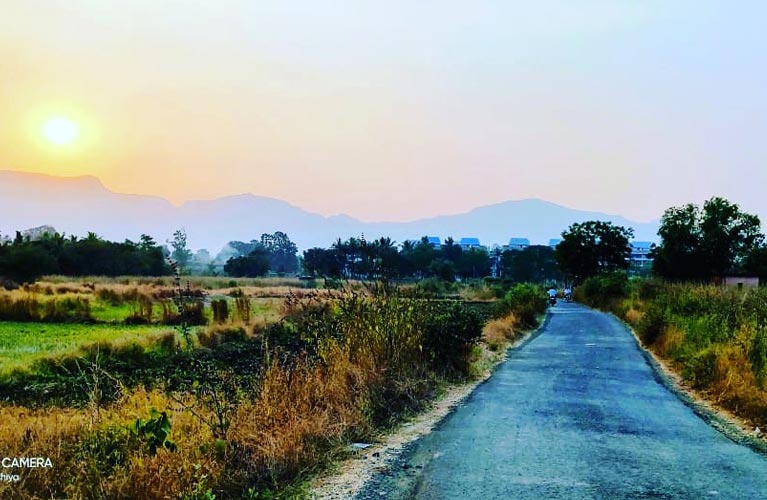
[{"left": 1, "top": 1, "right": 765, "bottom": 223}]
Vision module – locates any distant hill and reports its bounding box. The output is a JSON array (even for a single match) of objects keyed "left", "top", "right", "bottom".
[{"left": 0, "top": 170, "right": 659, "bottom": 252}]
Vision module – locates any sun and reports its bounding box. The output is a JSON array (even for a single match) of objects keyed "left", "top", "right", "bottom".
[{"left": 42, "top": 117, "right": 80, "bottom": 145}]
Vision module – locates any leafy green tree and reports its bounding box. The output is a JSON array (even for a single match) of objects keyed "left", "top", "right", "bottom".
[
  {"left": 651, "top": 203, "right": 703, "bottom": 281},
  {"left": 259, "top": 231, "right": 299, "bottom": 274},
  {"left": 700, "top": 197, "right": 763, "bottom": 277},
  {"left": 398, "top": 240, "right": 417, "bottom": 277},
  {"left": 0, "top": 244, "right": 59, "bottom": 283},
  {"left": 302, "top": 247, "right": 343, "bottom": 277},
  {"left": 456, "top": 248, "right": 490, "bottom": 279},
  {"left": 0, "top": 231, "right": 168, "bottom": 282},
  {"left": 409, "top": 237, "right": 439, "bottom": 278},
  {"left": 169, "top": 228, "right": 193, "bottom": 269},
  {"left": 556, "top": 221, "right": 633, "bottom": 283},
  {"left": 501, "top": 245, "right": 562, "bottom": 283},
  {"left": 224, "top": 247, "right": 269, "bottom": 277},
  {"left": 744, "top": 246, "right": 767, "bottom": 282},
  {"left": 653, "top": 197, "right": 763, "bottom": 281},
  {"left": 428, "top": 258, "right": 456, "bottom": 282},
  {"left": 442, "top": 236, "right": 462, "bottom": 263},
  {"left": 369, "top": 237, "right": 400, "bottom": 279}
]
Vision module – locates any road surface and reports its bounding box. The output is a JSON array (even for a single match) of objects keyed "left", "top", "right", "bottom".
[{"left": 358, "top": 303, "right": 767, "bottom": 499}]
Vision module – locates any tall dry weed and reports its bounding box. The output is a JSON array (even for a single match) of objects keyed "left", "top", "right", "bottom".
[{"left": 482, "top": 314, "right": 519, "bottom": 351}]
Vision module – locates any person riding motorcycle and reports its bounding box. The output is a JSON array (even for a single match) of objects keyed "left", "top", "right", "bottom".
[
  {"left": 564, "top": 287, "right": 572, "bottom": 302},
  {"left": 547, "top": 287, "right": 557, "bottom": 306}
]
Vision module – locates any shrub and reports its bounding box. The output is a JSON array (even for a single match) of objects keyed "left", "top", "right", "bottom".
[
  {"left": 684, "top": 348, "right": 720, "bottom": 388},
  {"left": 750, "top": 325, "right": 767, "bottom": 386},
  {"left": 492, "top": 284, "right": 546, "bottom": 328},
  {"left": 0, "top": 295, "right": 39, "bottom": 321},
  {"left": 42, "top": 297, "right": 93, "bottom": 323},
  {"left": 637, "top": 304, "right": 668, "bottom": 345},
  {"left": 578, "top": 272, "right": 629, "bottom": 309},
  {"left": 423, "top": 302, "right": 483, "bottom": 376},
  {"left": 131, "top": 408, "right": 177, "bottom": 455}
]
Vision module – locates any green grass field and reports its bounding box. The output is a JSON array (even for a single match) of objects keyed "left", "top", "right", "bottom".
[{"left": 0, "top": 322, "right": 175, "bottom": 374}]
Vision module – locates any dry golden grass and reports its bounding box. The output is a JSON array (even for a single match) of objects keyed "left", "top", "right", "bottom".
[
  {"left": 624, "top": 307, "right": 644, "bottom": 326},
  {"left": 699, "top": 344, "right": 767, "bottom": 428},
  {"left": 0, "top": 388, "right": 221, "bottom": 499},
  {"left": 482, "top": 314, "right": 520, "bottom": 352},
  {"left": 654, "top": 325, "right": 684, "bottom": 357},
  {"left": 229, "top": 346, "right": 377, "bottom": 490},
  {"left": 0, "top": 284, "right": 500, "bottom": 498}
]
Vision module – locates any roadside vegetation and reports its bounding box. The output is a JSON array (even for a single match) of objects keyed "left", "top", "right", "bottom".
[
  {"left": 0, "top": 275, "right": 545, "bottom": 499},
  {"left": 570, "top": 197, "right": 767, "bottom": 434},
  {"left": 577, "top": 278, "right": 767, "bottom": 431}
]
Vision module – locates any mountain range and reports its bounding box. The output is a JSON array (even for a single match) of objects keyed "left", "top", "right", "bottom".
[{"left": 0, "top": 170, "right": 660, "bottom": 252}]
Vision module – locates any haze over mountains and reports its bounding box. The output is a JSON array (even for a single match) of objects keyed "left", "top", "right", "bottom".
[{"left": 0, "top": 170, "right": 660, "bottom": 252}]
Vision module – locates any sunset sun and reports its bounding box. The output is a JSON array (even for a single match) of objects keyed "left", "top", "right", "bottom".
[{"left": 42, "top": 117, "right": 80, "bottom": 145}]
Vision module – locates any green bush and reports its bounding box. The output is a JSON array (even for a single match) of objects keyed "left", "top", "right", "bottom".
[
  {"left": 492, "top": 283, "right": 546, "bottom": 328},
  {"left": 683, "top": 348, "right": 719, "bottom": 388},
  {"left": 423, "top": 302, "right": 483, "bottom": 376},
  {"left": 637, "top": 304, "right": 668, "bottom": 345},
  {"left": 131, "top": 408, "right": 177, "bottom": 455},
  {"left": 579, "top": 272, "right": 629, "bottom": 309},
  {"left": 750, "top": 325, "right": 767, "bottom": 386}
]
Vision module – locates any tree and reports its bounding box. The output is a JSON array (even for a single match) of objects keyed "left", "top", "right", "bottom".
[
  {"left": 501, "top": 245, "right": 562, "bottom": 283},
  {"left": 408, "top": 237, "right": 438, "bottom": 278},
  {"left": 169, "top": 228, "right": 193, "bottom": 269},
  {"left": 456, "top": 248, "right": 490, "bottom": 279},
  {"left": 744, "top": 246, "right": 767, "bottom": 282},
  {"left": 332, "top": 237, "right": 363, "bottom": 278},
  {"left": 302, "top": 248, "right": 343, "bottom": 277},
  {"left": 0, "top": 231, "right": 168, "bottom": 282},
  {"left": 224, "top": 248, "right": 269, "bottom": 277},
  {"left": 700, "top": 197, "right": 763, "bottom": 277},
  {"left": 556, "top": 221, "right": 633, "bottom": 283},
  {"left": 442, "top": 237, "right": 462, "bottom": 263},
  {"left": 139, "top": 234, "right": 157, "bottom": 251},
  {"left": 0, "top": 244, "right": 59, "bottom": 283},
  {"left": 428, "top": 258, "right": 456, "bottom": 282},
  {"left": 259, "top": 232, "right": 299, "bottom": 274},
  {"left": 652, "top": 197, "right": 763, "bottom": 281},
  {"left": 370, "top": 237, "right": 400, "bottom": 279}
]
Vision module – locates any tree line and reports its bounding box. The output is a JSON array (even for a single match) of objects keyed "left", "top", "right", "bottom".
[
  {"left": 3, "top": 196, "right": 764, "bottom": 285},
  {"left": 301, "top": 236, "right": 562, "bottom": 283},
  {"left": 553, "top": 196, "right": 767, "bottom": 285},
  {"left": 0, "top": 232, "right": 168, "bottom": 283}
]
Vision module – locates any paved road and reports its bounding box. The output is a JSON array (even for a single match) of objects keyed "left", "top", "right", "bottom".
[{"left": 359, "top": 303, "right": 767, "bottom": 499}]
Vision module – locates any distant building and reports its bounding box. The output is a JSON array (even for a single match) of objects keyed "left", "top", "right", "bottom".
[
  {"left": 630, "top": 241, "right": 654, "bottom": 267},
  {"left": 548, "top": 238, "right": 562, "bottom": 249},
  {"left": 722, "top": 276, "right": 760, "bottom": 289},
  {"left": 459, "top": 237, "right": 482, "bottom": 250},
  {"left": 426, "top": 236, "right": 441, "bottom": 249},
  {"left": 15, "top": 225, "right": 58, "bottom": 242},
  {"left": 507, "top": 238, "right": 530, "bottom": 251}
]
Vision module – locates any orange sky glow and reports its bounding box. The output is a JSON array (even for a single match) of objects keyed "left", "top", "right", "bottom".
[{"left": 1, "top": 1, "right": 765, "bottom": 222}]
